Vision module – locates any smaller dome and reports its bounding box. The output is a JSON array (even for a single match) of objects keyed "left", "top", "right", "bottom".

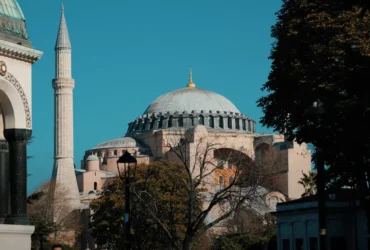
[
  {"left": 94, "top": 137, "right": 139, "bottom": 149},
  {"left": 86, "top": 155, "right": 99, "bottom": 161}
]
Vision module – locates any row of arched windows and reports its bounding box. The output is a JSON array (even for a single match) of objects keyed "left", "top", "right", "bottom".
[{"left": 131, "top": 116, "right": 252, "bottom": 131}]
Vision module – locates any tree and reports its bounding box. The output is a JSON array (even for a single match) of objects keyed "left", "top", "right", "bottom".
[
  {"left": 90, "top": 162, "right": 194, "bottom": 249},
  {"left": 135, "top": 130, "right": 274, "bottom": 250},
  {"left": 257, "top": 0, "right": 370, "bottom": 236},
  {"left": 28, "top": 181, "right": 81, "bottom": 249},
  {"left": 212, "top": 210, "right": 277, "bottom": 250},
  {"left": 298, "top": 171, "right": 317, "bottom": 197}
]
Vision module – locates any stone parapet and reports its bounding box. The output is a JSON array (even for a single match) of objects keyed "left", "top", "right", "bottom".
[
  {"left": 126, "top": 110, "right": 256, "bottom": 136},
  {"left": 0, "top": 224, "right": 34, "bottom": 250}
]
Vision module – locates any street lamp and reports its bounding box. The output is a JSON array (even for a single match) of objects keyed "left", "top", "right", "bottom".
[
  {"left": 311, "top": 99, "right": 327, "bottom": 250},
  {"left": 116, "top": 150, "right": 137, "bottom": 250}
]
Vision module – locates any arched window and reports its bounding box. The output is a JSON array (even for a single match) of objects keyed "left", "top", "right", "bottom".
[
  {"left": 136, "top": 120, "right": 142, "bottom": 130},
  {"left": 209, "top": 116, "right": 214, "bottom": 128},
  {"left": 158, "top": 117, "right": 163, "bottom": 129},
  {"left": 229, "top": 176, "right": 234, "bottom": 184},
  {"left": 219, "top": 116, "right": 224, "bottom": 128},
  {"left": 198, "top": 115, "right": 204, "bottom": 125},
  {"left": 97, "top": 151, "right": 101, "bottom": 157},
  {"left": 228, "top": 117, "right": 232, "bottom": 129},
  {"left": 242, "top": 119, "right": 247, "bottom": 130},
  {"left": 191, "top": 116, "right": 194, "bottom": 126},
  {"left": 235, "top": 118, "right": 240, "bottom": 130},
  {"left": 145, "top": 118, "right": 150, "bottom": 129},
  {"left": 94, "top": 182, "right": 97, "bottom": 190},
  {"left": 218, "top": 176, "right": 224, "bottom": 186},
  {"left": 114, "top": 150, "right": 117, "bottom": 156},
  {"left": 179, "top": 117, "right": 184, "bottom": 127},
  {"left": 150, "top": 118, "right": 155, "bottom": 129},
  {"left": 168, "top": 116, "right": 173, "bottom": 128}
]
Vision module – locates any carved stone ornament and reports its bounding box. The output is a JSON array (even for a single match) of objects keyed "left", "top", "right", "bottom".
[
  {"left": 0, "top": 61, "right": 7, "bottom": 76},
  {"left": 0, "top": 71, "right": 31, "bottom": 128}
]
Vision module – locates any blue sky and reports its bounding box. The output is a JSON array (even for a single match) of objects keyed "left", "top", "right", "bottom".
[{"left": 21, "top": 0, "right": 282, "bottom": 193}]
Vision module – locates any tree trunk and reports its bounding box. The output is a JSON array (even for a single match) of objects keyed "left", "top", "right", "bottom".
[
  {"left": 39, "top": 235, "right": 43, "bottom": 250},
  {"left": 183, "top": 234, "right": 193, "bottom": 250},
  {"left": 358, "top": 168, "right": 370, "bottom": 250}
]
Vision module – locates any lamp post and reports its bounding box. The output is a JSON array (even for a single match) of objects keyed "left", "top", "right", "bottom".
[
  {"left": 311, "top": 100, "right": 327, "bottom": 250},
  {"left": 117, "top": 151, "right": 137, "bottom": 250}
]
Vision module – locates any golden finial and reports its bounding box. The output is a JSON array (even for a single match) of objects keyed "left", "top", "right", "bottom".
[{"left": 187, "top": 68, "right": 196, "bottom": 88}]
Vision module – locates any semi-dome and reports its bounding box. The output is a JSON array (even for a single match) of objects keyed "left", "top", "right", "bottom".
[
  {"left": 144, "top": 87, "right": 240, "bottom": 115},
  {"left": 86, "top": 154, "right": 99, "bottom": 161},
  {"left": 93, "top": 137, "right": 140, "bottom": 149},
  {"left": 126, "top": 71, "right": 256, "bottom": 136}
]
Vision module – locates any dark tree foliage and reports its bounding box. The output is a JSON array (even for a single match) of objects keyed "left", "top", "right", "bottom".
[
  {"left": 89, "top": 162, "right": 195, "bottom": 250},
  {"left": 258, "top": 0, "right": 370, "bottom": 235},
  {"left": 212, "top": 213, "right": 276, "bottom": 250}
]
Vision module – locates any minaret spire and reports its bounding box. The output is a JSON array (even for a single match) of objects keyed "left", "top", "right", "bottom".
[
  {"left": 55, "top": 4, "right": 71, "bottom": 49},
  {"left": 187, "top": 68, "right": 196, "bottom": 88},
  {"left": 51, "top": 5, "right": 80, "bottom": 211}
]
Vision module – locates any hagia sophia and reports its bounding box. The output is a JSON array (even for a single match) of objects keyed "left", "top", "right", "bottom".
[
  {"left": 0, "top": 1, "right": 312, "bottom": 249},
  {"left": 76, "top": 69, "right": 311, "bottom": 204}
]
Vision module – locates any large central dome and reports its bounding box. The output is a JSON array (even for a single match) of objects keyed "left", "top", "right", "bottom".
[
  {"left": 126, "top": 71, "right": 256, "bottom": 136},
  {"left": 143, "top": 87, "right": 240, "bottom": 115}
]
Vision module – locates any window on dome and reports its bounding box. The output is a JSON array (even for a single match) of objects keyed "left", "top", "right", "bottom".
[
  {"left": 218, "top": 176, "right": 224, "bottom": 186},
  {"left": 179, "top": 117, "right": 184, "bottom": 127},
  {"left": 145, "top": 118, "right": 150, "bottom": 129},
  {"left": 209, "top": 116, "right": 214, "bottom": 128},
  {"left": 235, "top": 118, "right": 240, "bottom": 129},
  {"left": 150, "top": 118, "right": 155, "bottom": 129},
  {"left": 228, "top": 117, "right": 232, "bottom": 129},
  {"left": 168, "top": 116, "right": 173, "bottom": 128},
  {"left": 136, "top": 120, "right": 142, "bottom": 130},
  {"left": 158, "top": 117, "right": 163, "bottom": 129},
  {"left": 219, "top": 116, "right": 224, "bottom": 128},
  {"left": 243, "top": 119, "right": 247, "bottom": 130},
  {"left": 198, "top": 115, "right": 204, "bottom": 125}
]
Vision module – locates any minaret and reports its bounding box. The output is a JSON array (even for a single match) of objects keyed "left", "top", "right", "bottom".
[{"left": 51, "top": 5, "right": 80, "bottom": 210}]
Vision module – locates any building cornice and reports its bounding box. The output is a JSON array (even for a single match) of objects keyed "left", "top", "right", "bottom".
[{"left": 0, "top": 40, "right": 43, "bottom": 63}]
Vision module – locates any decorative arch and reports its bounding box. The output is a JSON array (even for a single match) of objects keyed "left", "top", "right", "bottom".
[
  {"left": 0, "top": 72, "right": 31, "bottom": 129},
  {"left": 265, "top": 191, "right": 286, "bottom": 209},
  {"left": 214, "top": 148, "right": 253, "bottom": 186},
  {"left": 265, "top": 191, "right": 287, "bottom": 202}
]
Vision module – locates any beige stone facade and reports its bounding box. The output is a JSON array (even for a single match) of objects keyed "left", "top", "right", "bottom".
[
  {"left": 78, "top": 125, "right": 311, "bottom": 200},
  {"left": 76, "top": 77, "right": 311, "bottom": 204}
]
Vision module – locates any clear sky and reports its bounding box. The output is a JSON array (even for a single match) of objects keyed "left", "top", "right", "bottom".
[{"left": 20, "top": 0, "right": 282, "bottom": 193}]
